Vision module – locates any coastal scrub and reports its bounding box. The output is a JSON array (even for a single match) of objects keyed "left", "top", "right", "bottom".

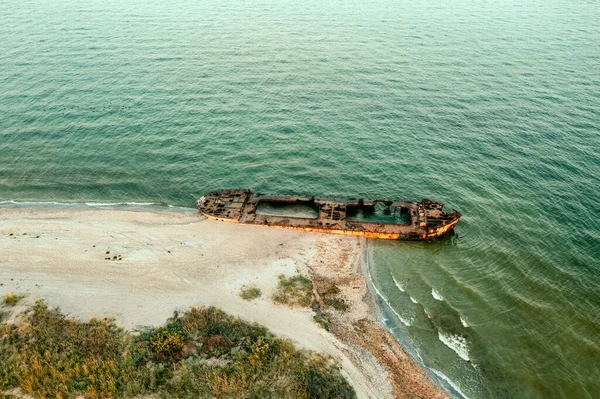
[
  {"left": 0, "top": 300, "right": 355, "bottom": 399},
  {"left": 272, "top": 274, "right": 314, "bottom": 307}
]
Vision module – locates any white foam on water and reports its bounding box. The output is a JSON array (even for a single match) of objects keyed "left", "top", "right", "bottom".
[
  {"left": 432, "top": 288, "right": 444, "bottom": 301},
  {"left": 84, "top": 202, "right": 161, "bottom": 207},
  {"left": 460, "top": 315, "right": 469, "bottom": 328},
  {"left": 0, "top": 200, "right": 77, "bottom": 206},
  {"left": 409, "top": 345, "right": 426, "bottom": 365},
  {"left": 392, "top": 275, "right": 406, "bottom": 292},
  {"left": 428, "top": 367, "right": 470, "bottom": 399},
  {"left": 438, "top": 331, "right": 470, "bottom": 361},
  {"left": 364, "top": 248, "right": 469, "bottom": 398},
  {"left": 410, "top": 296, "right": 418, "bottom": 304},
  {"left": 0, "top": 200, "right": 184, "bottom": 210},
  {"left": 365, "top": 259, "right": 413, "bottom": 326},
  {"left": 424, "top": 308, "right": 432, "bottom": 319},
  {"left": 373, "top": 283, "right": 413, "bottom": 326}
]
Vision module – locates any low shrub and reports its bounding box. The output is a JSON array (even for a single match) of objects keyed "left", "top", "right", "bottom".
[
  {"left": 240, "top": 285, "right": 262, "bottom": 301},
  {"left": 1, "top": 293, "right": 22, "bottom": 307},
  {"left": 149, "top": 327, "right": 185, "bottom": 362},
  {"left": 0, "top": 299, "right": 356, "bottom": 399},
  {"left": 320, "top": 283, "right": 349, "bottom": 312},
  {"left": 313, "top": 314, "right": 330, "bottom": 331},
  {"left": 0, "top": 300, "right": 123, "bottom": 398},
  {"left": 312, "top": 280, "right": 349, "bottom": 312},
  {"left": 272, "top": 274, "right": 314, "bottom": 307},
  {"left": 201, "top": 334, "right": 232, "bottom": 357}
]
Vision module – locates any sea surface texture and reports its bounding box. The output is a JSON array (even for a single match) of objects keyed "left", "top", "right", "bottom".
[{"left": 1, "top": 0, "right": 599, "bottom": 397}]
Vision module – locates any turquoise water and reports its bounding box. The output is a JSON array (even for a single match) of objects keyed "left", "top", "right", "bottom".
[{"left": 1, "top": 0, "right": 599, "bottom": 397}]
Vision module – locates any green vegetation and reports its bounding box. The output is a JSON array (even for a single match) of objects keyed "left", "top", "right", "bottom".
[
  {"left": 239, "top": 285, "right": 262, "bottom": 301},
  {"left": 149, "top": 326, "right": 186, "bottom": 362},
  {"left": 313, "top": 314, "right": 330, "bottom": 331},
  {"left": 0, "top": 300, "right": 355, "bottom": 399},
  {"left": 272, "top": 274, "right": 314, "bottom": 307},
  {"left": 1, "top": 293, "right": 22, "bottom": 307},
  {"left": 317, "top": 282, "right": 349, "bottom": 312}
]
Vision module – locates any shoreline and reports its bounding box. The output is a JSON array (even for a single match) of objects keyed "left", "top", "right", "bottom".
[
  {"left": 363, "top": 250, "right": 466, "bottom": 399},
  {"left": 0, "top": 205, "right": 446, "bottom": 398},
  {"left": 302, "top": 236, "right": 447, "bottom": 399}
]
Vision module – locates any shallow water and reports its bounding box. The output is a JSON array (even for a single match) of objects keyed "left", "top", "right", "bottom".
[{"left": 1, "top": 0, "right": 599, "bottom": 397}]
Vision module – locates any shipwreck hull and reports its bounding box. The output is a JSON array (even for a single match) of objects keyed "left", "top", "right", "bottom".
[{"left": 197, "top": 189, "right": 461, "bottom": 241}]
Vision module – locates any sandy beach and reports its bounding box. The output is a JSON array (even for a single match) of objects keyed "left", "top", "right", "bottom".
[{"left": 0, "top": 207, "right": 445, "bottom": 398}]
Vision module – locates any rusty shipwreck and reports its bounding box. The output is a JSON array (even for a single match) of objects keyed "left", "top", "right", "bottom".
[{"left": 197, "top": 189, "right": 461, "bottom": 241}]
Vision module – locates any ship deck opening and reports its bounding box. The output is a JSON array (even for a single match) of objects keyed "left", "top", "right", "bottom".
[
  {"left": 347, "top": 203, "right": 411, "bottom": 225},
  {"left": 255, "top": 201, "right": 319, "bottom": 219}
]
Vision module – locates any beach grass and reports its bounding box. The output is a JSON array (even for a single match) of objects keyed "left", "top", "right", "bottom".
[
  {"left": 239, "top": 285, "right": 262, "bottom": 301},
  {"left": 272, "top": 274, "right": 314, "bottom": 307},
  {"left": 0, "top": 300, "right": 355, "bottom": 399},
  {"left": 1, "top": 293, "right": 22, "bottom": 307},
  {"left": 317, "top": 282, "right": 349, "bottom": 312}
]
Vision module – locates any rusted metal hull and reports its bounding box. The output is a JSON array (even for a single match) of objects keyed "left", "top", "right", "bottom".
[{"left": 197, "top": 189, "right": 461, "bottom": 241}]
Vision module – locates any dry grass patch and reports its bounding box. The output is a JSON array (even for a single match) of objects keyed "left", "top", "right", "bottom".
[
  {"left": 239, "top": 285, "right": 262, "bottom": 301},
  {"left": 1, "top": 293, "right": 23, "bottom": 307},
  {"left": 272, "top": 274, "right": 313, "bottom": 307},
  {"left": 317, "top": 281, "right": 349, "bottom": 312}
]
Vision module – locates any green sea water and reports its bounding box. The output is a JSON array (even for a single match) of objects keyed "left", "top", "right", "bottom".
[{"left": 1, "top": 0, "right": 599, "bottom": 397}]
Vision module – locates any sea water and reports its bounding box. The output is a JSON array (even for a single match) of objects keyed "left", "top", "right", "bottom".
[{"left": 1, "top": 0, "right": 599, "bottom": 397}]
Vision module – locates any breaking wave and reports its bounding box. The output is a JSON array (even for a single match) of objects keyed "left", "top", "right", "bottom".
[
  {"left": 84, "top": 201, "right": 166, "bottom": 207},
  {"left": 0, "top": 200, "right": 77, "bottom": 206},
  {"left": 460, "top": 315, "right": 469, "bottom": 328},
  {"left": 373, "top": 283, "right": 413, "bottom": 326},
  {"left": 438, "top": 331, "right": 470, "bottom": 361},
  {"left": 428, "top": 367, "right": 469, "bottom": 399},
  {"left": 424, "top": 308, "right": 432, "bottom": 319},
  {"left": 410, "top": 296, "right": 419, "bottom": 304},
  {"left": 432, "top": 288, "right": 444, "bottom": 301},
  {"left": 366, "top": 254, "right": 413, "bottom": 326},
  {"left": 0, "top": 200, "right": 194, "bottom": 212},
  {"left": 392, "top": 275, "right": 406, "bottom": 292}
]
